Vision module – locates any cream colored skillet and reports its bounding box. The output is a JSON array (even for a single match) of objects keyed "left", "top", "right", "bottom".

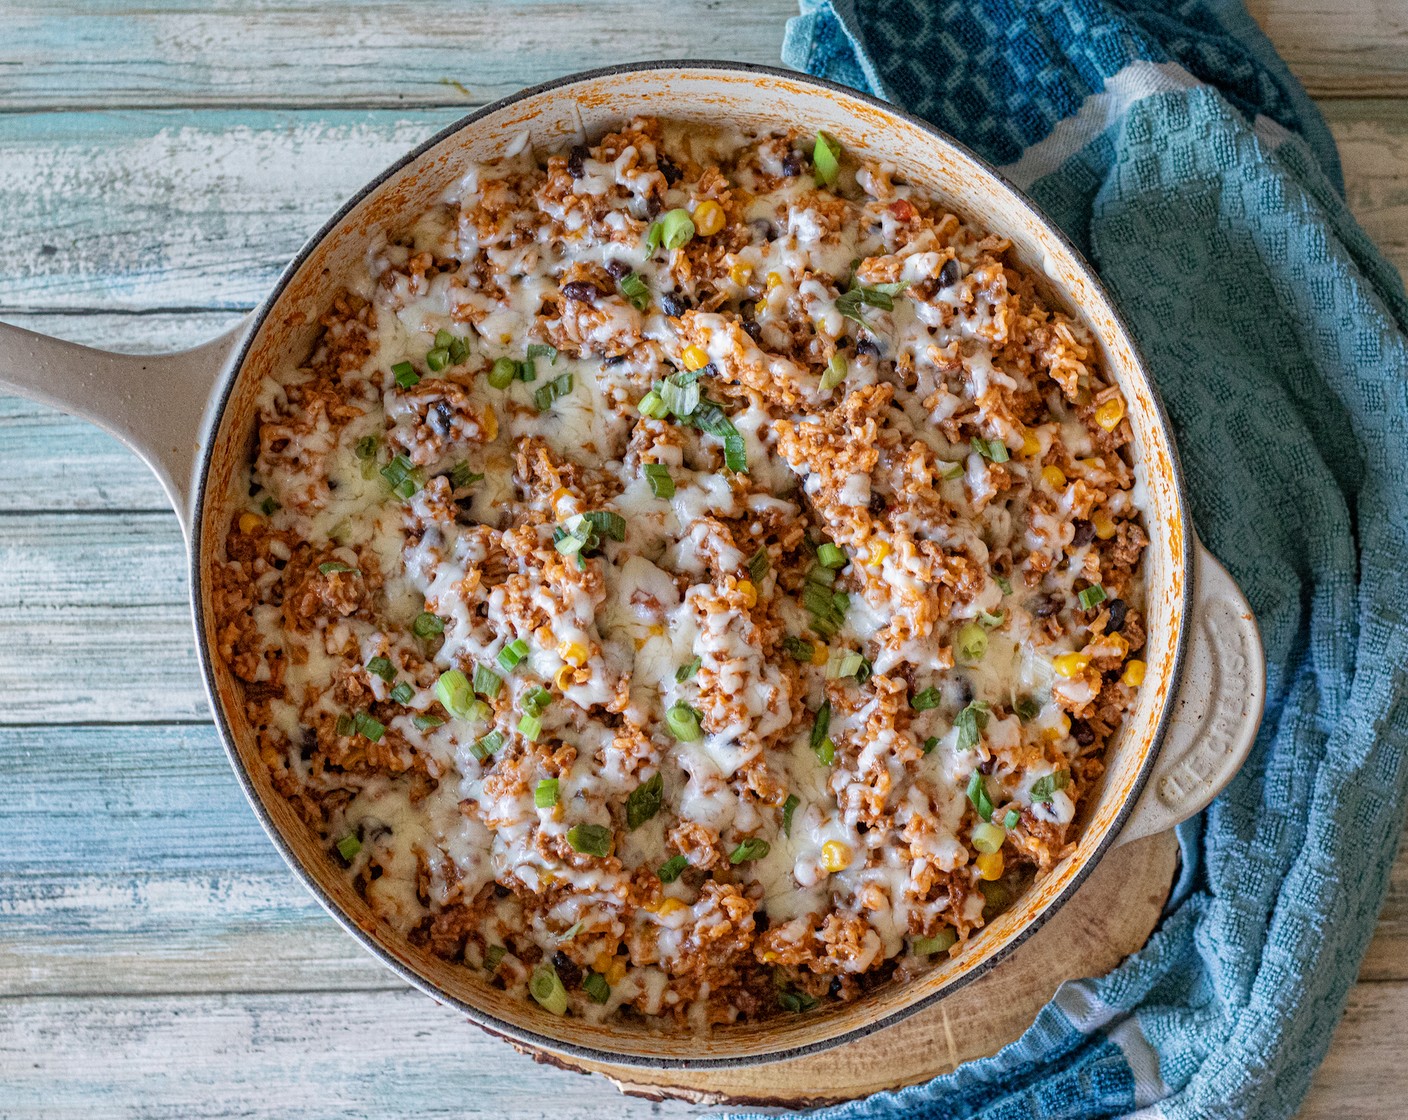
[{"left": 0, "top": 62, "right": 1265, "bottom": 1067}]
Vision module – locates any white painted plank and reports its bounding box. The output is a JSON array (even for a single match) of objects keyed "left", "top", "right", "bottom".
[
  {"left": 0, "top": 989, "right": 706, "bottom": 1119},
  {"left": 0, "top": 512, "right": 202, "bottom": 722}
]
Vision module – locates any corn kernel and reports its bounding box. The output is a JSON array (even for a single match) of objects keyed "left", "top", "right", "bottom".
[
  {"left": 1021, "top": 428, "right": 1042, "bottom": 458},
  {"left": 866, "top": 540, "right": 891, "bottom": 567},
  {"left": 1102, "top": 632, "right": 1131, "bottom": 658},
  {"left": 1041, "top": 465, "right": 1066, "bottom": 489},
  {"left": 481, "top": 404, "right": 498, "bottom": 441},
  {"left": 754, "top": 299, "right": 768, "bottom": 317},
  {"left": 761, "top": 950, "right": 778, "bottom": 963},
  {"left": 606, "top": 960, "right": 627, "bottom": 985},
  {"left": 693, "top": 199, "right": 725, "bottom": 236},
  {"left": 810, "top": 641, "right": 829, "bottom": 667},
  {"left": 1123, "top": 659, "right": 1147, "bottom": 687},
  {"left": 560, "top": 641, "right": 589, "bottom": 668},
  {"left": 976, "top": 850, "right": 1005, "bottom": 880},
  {"left": 1053, "top": 651, "right": 1091, "bottom": 678},
  {"left": 1092, "top": 510, "right": 1117, "bottom": 540},
  {"left": 681, "top": 344, "right": 710, "bottom": 372},
  {"left": 593, "top": 951, "right": 613, "bottom": 974},
  {"left": 737, "top": 579, "right": 757, "bottom": 608},
  {"left": 1095, "top": 397, "right": 1126, "bottom": 432},
  {"left": 765, "top": 271, "right": 782, "bottom": 292},
  {"left": 821, "top": 841, "right": 852, "bottom": 873},
  {"left": 551, "top": 803, "right": 565, "bottom": 823},
  {"left": 647, "top": 897, "right": 688, "bottom": 917},
  {"left": 728, "top": 260, "right": 752, "bottom": 287},
  {"left": 554, "top": 664, "right": 576, "bottom": 691},
  {"left": 238, "top": 512, "right": 263, "bottom": 535}
]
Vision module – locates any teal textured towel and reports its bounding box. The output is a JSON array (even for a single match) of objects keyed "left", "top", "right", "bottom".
[{"left": 744, "top": 2, "right": 1408, "bottom": 1118}]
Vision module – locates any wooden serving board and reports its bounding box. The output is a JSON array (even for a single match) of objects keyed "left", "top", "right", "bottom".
[{"left": 523, "top": 829, "right": 1180, "bottom": 1108}]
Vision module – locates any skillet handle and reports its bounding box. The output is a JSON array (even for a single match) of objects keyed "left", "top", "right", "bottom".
[
  {"left": 0, "top": 317, "right": 251, "bottom": 539},
  {"left": 1116, "top": 541, "right": 1266, "bottom": 846}
]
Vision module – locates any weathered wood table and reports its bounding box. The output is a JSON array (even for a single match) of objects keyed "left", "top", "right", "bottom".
[{"left": 1, "top": 2, "right": 1404, "bottom": 1115}]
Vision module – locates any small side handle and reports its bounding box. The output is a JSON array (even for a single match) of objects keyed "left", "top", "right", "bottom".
[
  {"left": 0, "top": 317, "right": 251, "bottom": 536},
  {"left": 1117, "top": 542, "right": 1266, "bottom": 845}
]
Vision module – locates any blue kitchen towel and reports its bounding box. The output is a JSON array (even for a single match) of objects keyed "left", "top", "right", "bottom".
[{"left": 742, "top": 2, "right": 1408, "bottom": 1118}]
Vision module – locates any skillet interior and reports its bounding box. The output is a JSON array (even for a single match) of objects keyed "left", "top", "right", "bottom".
[{"left": 192, "top": 62, "right": 1189, "bottom": 1066}]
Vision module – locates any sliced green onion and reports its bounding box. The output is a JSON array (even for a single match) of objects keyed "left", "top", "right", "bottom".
[
  {"left": 488, "top": 357, "right": 518, "bottom": 390},
  {"left": 910, "top": 687, "right": 942, "bottom": 711},
  {"left": 517, "top": 713, "right": 542, "bottom": 742},
  {"left": 351, "top": 711, "right": 384, "bottom": 743},
  {"left": 972, "top": 821, "right": 1006, "bottom": 853},
  {"left": 971, "top": 436, "right": 1010, "bottom": 463},
  {"left": 967, "top": 771, "right": 995, "bottom": 822},
  {"left": 648, "top": 208, "right": 695, "bottom": 253},
  {"left": 644, "top": 463, "right": 675, "bottom": 498},
  {"left": 514, "top": 357, "right": 536, "bottom": 383},
  {"left": 809, "top": 700, "right": 832, "bottom": 755},
  {"left": 583, "top": 971, "right": 611, "bottom": 1004},
  {"left": 1003, "top": 808, "right": 1021, "bottom": 828},
  {"left": 529, "top": 963, "right": 569, "bottom": 1015},
  {"left": 521, "top": 686, "right": 553, "bottom": 718},
  {"left": 812, "top": 131, "right": 841, "bottom": 186},
  {"left": 657, "top": 854, "right": 689, "bottom": 883},
  {"left": 921, "top": 735, "right": 939, "bottom": 755},
  {"left": 638, "top": 390, "right": 670, "bottom": 419},
  {"left": 354, "top": 435, "right": 378, "bottom": 461},
  {"left": 1078, "top": 584, "right": 1108, "bottom": 610},
  {"left": 425, "top": 348, "right": 450, "bottom": 372},
  {"left": 448, "top": 461, "right": 483, "bottom": 490},
  {"left": 472, "top": 664, "right": 502, "bottom": 699},
  {"left": 434, "top": 329, "right": 455, "bottom": 351},
  {"left": 391, "top": 361, "right": 420, "bottom": 389},
  {"left": 336, "top": 834, "right": 362, "bottom": 861},
  {"left": 435, "top": 670, "right": 475, "bottom": 721},
  {"left": 366, "top": 656, "right": 395, "bottom": 683},
  {"left": 723, "top": 432, "right": 747, "bottom": 473},
  {"left": 938, "top": 460, "right": 964, "bottom": 481},
  {"left": 619, "top": 272, "right": 651, "bottom": 311},
  {"left": 470, "top": 730, "right": 504, "bottom": 763},
  {"left": 729, "top": 837, "right": 770, "bottom": 864},
  {"left": 582, "top": 510, "right": 627, "bottom": 542},
  {"left": 825, "top": 648, "right": 864, "bottom": 679},
  {"left": 484, "top": 944, "right": 506, "bottom": 970},
  {"left": 819, "top": 352, "right": 847, "bottom": 392},
  {"left": 659, "top": 373, "right": 700, "bottom": 417},
  {"left": 413, "top": 713, "right": 446, "bottom": 731},
  {"left": 816, "top": 737, "right": 836, "bottom": 765},
  {"left": 955, "top": 700, "right": 990, "bottom": 751},
  {"left": 781, "top": 636, "right": 814, "bottom": 662},
  {"left": 777, "top": 985, "right": 819, "bottom": 1013},
  {"left": 683, "top": 398, "right": 748, "bottom": 473},
  {"left": 626, "top": 772, "right": 664, "bottom": 830},
  {"left": 534, "top": 778, "right": 559, "bottom": 808},
  {"left": 782, "top": 794, "right": 800, "bottom": 837},
  {"left": 1013, "top": 696, "right": 1041, "bottom": 722},
  {"left": 995, "top": 575, "right": 1014, "bottom": 595},
  {"left": 835, "top": 281, "right": 908, "bottom": 325},
  {"left": 675, "top": 656, "right": 701, "bottom": 682},
  {"left": 413, "top": 612, "right": 446, "bottom": 639},
  {"left": 448, "top": 336, "right": 470, "bottom": 365},
  {"left": 558, "top": 921, "right": 583, "bottom": 944},
  {"left": 1030, "top": 769, "right": 1071, "bottom": 803},
  {"left": 978, "top": 609, "right": 1005, "bottom": 628},
  {"left": 318, "top": 561, "right": 358, "bottom": 576},
  {"left": 526, "top": 342, "right": 558, "bottom": 365},
  {"left": 390, "top": 681, "right": 415, "bottom": 705},
  {"left": 666, "top": 702, "right": 703, "bottom": 742},
  {"left": 335, "top": 713, "right": 354, "bottom": 737},
  {"left": 912, "top": 928, "right": 957, "bottom": 955},
  {"left": 380, "top": 454, "right": 424, "bottom": 500},
  {"left": 747, "top": 546, "right": 769, "bottom": 584},
  {"left": 567, "top": 822, "right": 612, "bottom": 857},
  {"left": 817, "top": 542, "right": 847, "bottom": 570},
  {"left": 955, "top": 621, "right": 988, "bottom": 663},
  {"left": 534, "top": 371, "right": 574, "bottom": 412},
  {"left": 259, "top": 496, "right": 279, "bottom": 517},
  {"left": 497, "top": 639, "right": 529, "bottom": 672}
]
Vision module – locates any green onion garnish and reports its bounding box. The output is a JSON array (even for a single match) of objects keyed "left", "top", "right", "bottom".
[
  {"left": 657, "top": 854, "right": 689, "bottom": 883},
  {"left": 485, "top": 944, "right": 506, "bottom": 970},
  {"left": 1078, "top": 584, "right": 1108, "bottom": 610},
  {"left": 380, "top": 454, "right": 424, "bottom": 500},
  {"left": 782, "top": 794, "right": 800, "bottom": 837},
  {"left": 318, "top": 561, "right": 358, "bottom": 576},
  {"left": 659, "top": 372, "right": 701, "bottom": 417},
  {"left": 390, "top": 681, "right": 414, "bottom": 705},
  {"left": 812, "top": 131, "right": 841, "bottom": 186},
  {"left": 972, "top": 820, "right": 1005, "bottom": 853},
  {"left": 1013, "top": 696, "right": 1040, "bottom": 722},
  {"left": 637, "top": 390, "right": 669, "bottom": 419},
  {"left": 583, "top": 971, "right": 611, "bottom": 1004},
  {"left": 425, "top": 348, "right": 449, "bottom": 372},
  {"left": 967, "top": 771, "right": 995, "bottom": 822},
  {"left": 835, "top": 281, "right": 907, "bottom": 325},
  {"left": 497, "top": 639, "right": 529, "bottom": 672},
  {"left": 748, "top": 546, "right": 769, "bottom": 584},
  {"left": 912, "top": 928, "right": 957, "bottom": 955},
  {"left": 434, "top": 329, "right": 455, "bottom": 350},
  {"left": 448, "top": 462, "right": 483, "bottom": 490},
  {"left": 910, "top": 687, "right": 942, "bottom": 711},
  {"left": 817, "top": 543, "right": 847, "bottom": 569},
  {"left": 666, "top": 702, "right": 703, "bottom": 742},
  {"left": 978, "top": 609, "right": 1005, "bottom": 628},
  {"left": 626, "top": 772, "right": 664, "bottom": 830},
  {"left": 534, "top": 778, "right": 559, "bottom": 808},
  {"left": 582, "top": 510, "right": 627, "bottom": 542},
  {"left": 435, "top": 670, "right": 475, "bottom": 721},
  {"left": 336, "top": 833, "right": 361, "bottom": 861},
  {"left": 351, "top": 711, "right": 384, "bottom": 742},
  {"left": 971, "top": 436, "right": 1010, "bottom": 463},
  {"left": 729, "top": 837, "right": 770, "bottom": 864},
  {"left": 526, "top": 342, "right": 558, "bottom": 365},
  {"left": 259, "top": 496, "right": 279, "bottom": 517},
  {"left": 413, "top": 612, "right": 446, "bottom": 639},
  {"left": 995, "top": 574, "right": 1013, "bottom": 595},
  {"left": 682, "top": 398, "right": 748, "bottom": 473},
  {"left": 619, "top": 272, "right": 651, "bottom": 311},
  {"left": 488, "top": 357, "right": 518, "bottom": 390},
  {"left": 354, "top": 435, "right": 378, "bottom": 461},
  {"left": 777, "top": 985, "right": 819, "bottom": 1013},
  {"left": 675, "top": 657, "right": 701, "bottom": 682},
  {"left": 819, "top": 352, "right": 847, "bottom": 391},
  {"left": 517, "top": 713, "right": 542, "bottom": 742},
  {"left": 938, "top": 460, "right": 965, "bottom": 481},
  {"left": 391, "top": 361, "right": 420, "bottom": 389},
  {"left": 367, "top": 656, "right": 395, "bottom": 683},
  {"left": 809, "top": 700, "right": 832, "bottom": 755},
  {"left": 955, "top": 621, "right": 988, "bottom": 663},
  {"left": 567, "top": 823, "right": 612, "bottom": 857},
  {"left": 413, "top": 713, "right": 446, "bottom": 731},
  {"left": 534, "top": 371, "right": 574, "bottom": 412},
  {"left": 1004, "top": 808, "right": 1021, "bottom": 828},
  {"left": 647, "top": 208, "right": 695, "bottom": 253},
  {"left": 521, "top": 686, "right": 553, "bottom": 718},
  {"left": 921, "top": 735, "right": 939, "bottom": 754},
  {"left": 470, "top": 730, "right": 503, "bottom": 763},
  {"left": 335, "top": 713, "right": 354, "bottom": 737},
  {"left": 529, "top": 963, "right": 569, "bottom": 1015},
  {"left": 816, "top": 737, "right": 836, "bottom": 764},
  {"left": 1030, "top": 770, "right": 1071, "bottom": 803},
  {"left": 825, "top": 648, "right": 864, "bottom": 679},
  {"left": 955, "top": 700, "right": 990, "bottom": 751},
  {"left": 644, "top": 463, "right": 675, "bottom": 498},
  {"left": 782, "top": 636, "right": 814, "bottom": 662},
  {"left": 472, "top": 664, "right": 502, "bottom": 699}
]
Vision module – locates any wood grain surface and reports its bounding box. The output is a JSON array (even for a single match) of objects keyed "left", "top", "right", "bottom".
[{"left": 1, "top": 2, "right": 1405, "bottom": 1116}]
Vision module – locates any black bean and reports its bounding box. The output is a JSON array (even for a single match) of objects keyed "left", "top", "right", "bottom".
[
  {"left": 493, "top": 882, "right": 511, "bottom": 898},
  {"left": 657, "top": 154, "right": 681, "bottom": 185},
  {"left": 939, "top": 258, "right": 961, "bottom": 288},
  {"left": 742, "top": 318, "right": 762, "bottom": 341},
  {"left": 1106, "top": 598, "right": 1128, "bottom": 633},
  {"left": 782, "top": 152, "right": 803, "bottom": 177},
  {"left": 1072, "top": 719, "right": 1096, "bottom": 746},
  {"left": 567, "top": 144, "right": 588, "bottom": 178},
  {"left": 753, "top": 909, "right": 771, "bottom": 933},
  {"left": 828, "top": 976, "right": 844, "bottom": 998},
  {"left": 552, "top": 950, "right": 583, "bottom": 987},
  {"left": 868, "top": 491, "right": 889, "bottom": 515},
  {"left": 854, "top": 336, "right": 882, "bottom": 358},
  {"left": 659, "top": 292, "right": 690, "bottom": 318},
  {"left": 1072, "top": 520, "right": 1095, "bottom": 547},
  {"left": 368, "top": 864, "right": 383, "bottom": 880},
  {"left": 603, "top": 258, "right": 630, "bottom": 281},
  {"left": 603, "top": 354, "right": 627, "bottom": 367},
  {"left": 429, "top": 400, "right": 455, "bottom": 436},
  {"left": 560, "top": 280, "right": 602, "bottom": 304},
  {"left": 1034, "top": 595, "right": 1062, "bottom": 618},
  {"left": 750, "top": 217, "right": 777, "bottom": 241},
  {"left": 271, "top": 556, "right": 286, "bottom": 571}
]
